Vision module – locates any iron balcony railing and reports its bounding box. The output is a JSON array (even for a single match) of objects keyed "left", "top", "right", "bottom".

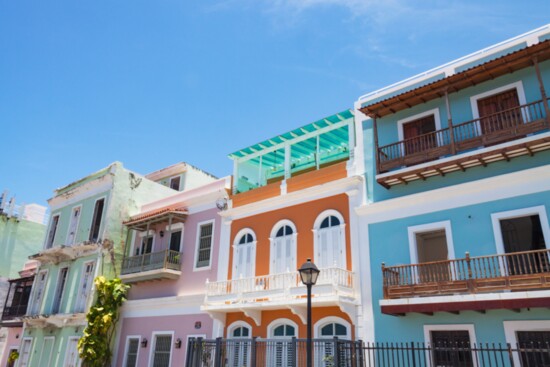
[
  {"left": 121, "top": 249, "right": 182, "bottom": 275},
  {"left": 382, "top": 249, "right": 550, "bottom": 299},
  {"left": 378, "top": 98, "right": 549, "bottom": 172},
  {"left": 205, "top": 267, "right": 354, "bottom": 302},
  {"left": 186, "top": 338, "right": 550, "bottom": 367},
  {"left": 1, "top": 304, "right": 29, "bottom": 321}
]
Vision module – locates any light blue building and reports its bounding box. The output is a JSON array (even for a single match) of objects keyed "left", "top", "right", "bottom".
[{"left": 354, "top": 23, "right": 550, "bottom": 358}]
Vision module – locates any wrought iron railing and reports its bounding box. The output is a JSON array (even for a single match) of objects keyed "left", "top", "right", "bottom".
[
  {"left": 382, "top": 249, "right": 550, "bottom": 299},
  {"left": 1, "top": 304, "right": 29, "bottom": 321},
  {"left": 186, "top": 338, "right": 550, "bottom": 367},
  {"left": 205, "top": 267, "right": 354, "bottom": 301},
  {"left": 378, "top": 99, "right": 549, "bottom": 172},
  {"left": 121, "top": 249, "right": 182, "bottom": 275}
]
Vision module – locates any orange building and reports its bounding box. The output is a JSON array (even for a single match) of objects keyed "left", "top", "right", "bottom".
[{"left": 202, "top": 110, "right": 367, "bottom": 347}]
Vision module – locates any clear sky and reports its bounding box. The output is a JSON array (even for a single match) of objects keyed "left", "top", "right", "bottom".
[{"left": 1, "top": 0, "right": 548, "bottom": 207}]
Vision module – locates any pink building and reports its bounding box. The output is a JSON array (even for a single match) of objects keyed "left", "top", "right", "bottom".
[{"left": 114, "top": 177, "right": 230, "bottom": 367}]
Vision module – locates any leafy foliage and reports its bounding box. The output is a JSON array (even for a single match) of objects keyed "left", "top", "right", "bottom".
[
  {"left": 78, "top": 276, "right": 130, "bottom": 367},
  {"left": 7, "top": 350, "right": 19, "bottom": 364}
]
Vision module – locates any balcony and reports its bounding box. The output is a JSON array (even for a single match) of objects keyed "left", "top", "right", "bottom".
[
  {"left": 381, "top": 249, "right": 550, "bottom": 315},
  {"left": 376, "top": 99, "right": 550, "bottom": 187},
  {"left": 1, "top": 276, "right": 34, "bottom": 327},
  {"left": 120, "top": 249, "right": 182, "bottom": 283},
  {"left": 203, "top": 267, "right": 357, "bottom": 325}
]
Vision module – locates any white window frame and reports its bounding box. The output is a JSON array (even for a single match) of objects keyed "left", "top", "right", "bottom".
[
  {"left": 423, "top": 324, "right": 477, "bottom": 367},
  {"left": 491, "top": 205, "right": 550, "bottom": 255},
  {"left": 135, "top": 230, "right": 156, "bottom": 255},
  {"left": 148, "top": 331, "right": 175, "bottom": 367},
  {"left": 52, "top": 266, "right": 70, "bottom": 314},
  {"left": 164, "top": 223, "right": 184, "bottom": 253},
  {"left": 44, "top": 214, "right": 60, "bottom": 249},
  {"left": 232, "top": 228, "right": 257, "bottom": 280},
  {"left": 470, "top": 81, "right": 527, "bottom": 120},
  {"left": 267, "top": 318, "right": 299, "bottom": 338},
  {"left": 122, "top": 335, "right": 141, "bottom": 367},
  {"left": 65, "top": 205, "right": 83, "bottom": 246},
  {"left": 185, "top": 334, "right": 207, "bottom": 357},
  {"left": 30, "top": 269, "right": 48, "bottom": 315},
  {"left": 63, "top": 336, "right": 81, "bottom": 367},
  {"left": 193, "top": 220, "right": 215, "bottom": 271},
  {"left": 18, "top": 337, "right": 33, "bottom": 367},
  {"left": 314, "top": 316, "right": 351, "bottom": 339},
  {"left": 227, "top": 321, "right": 253, "bottom": 338},
  {"left": 503, "top": 320, "right": 550, "bottom": 367},
  {"left": 408, "top": 220, "right": 456, "bottom": 264},
  {"left": 88, "top": 196, "right": 106, "bottom": 243},
  {"left": 313, "top": 209, "right": 347, "bottom": 270},
  {"left": 169, "top": 175, "right": 182, "bottom": 190},
  {"left": 269, "top": 219, "right": 298, "bottom": 275},
  {"left": 38, "top": 336, "right": 55, "bottom": 367},
  {"left": 397, "top": 108, "right": 442, "bottom": 147},
  {"left": 74, "top": 260, "right": 96, "bottom": 313}
]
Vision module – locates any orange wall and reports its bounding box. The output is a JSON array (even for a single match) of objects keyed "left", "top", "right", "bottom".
[
  {"left": 228, "top": 194, "right": 351, "bottom": 279},
  {"left": 225, "top": 307, "right": 354, "bottom": 339}
]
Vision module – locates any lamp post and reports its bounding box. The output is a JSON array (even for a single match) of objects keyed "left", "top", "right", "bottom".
[{"left": 298, "top": 258, "right": 320, "bottom": 367}]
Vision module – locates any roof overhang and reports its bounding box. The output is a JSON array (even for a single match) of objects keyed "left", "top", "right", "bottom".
[
  {"left": 123, "top": 207, "right": 188, "bottom": 230},
  {"left": 360, "top": 40, "right": 550, "bottom": 118}
]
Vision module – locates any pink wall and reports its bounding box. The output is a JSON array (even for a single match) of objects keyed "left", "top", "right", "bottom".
[
  {"left": 0, "top": 327, "right": 22, "bottom": 367},
  {"left": 115, "top": 314, "right": 213, "bottom": 367},
  {"left": 128, "top": 207, "right": 221, "bottom": 299}
]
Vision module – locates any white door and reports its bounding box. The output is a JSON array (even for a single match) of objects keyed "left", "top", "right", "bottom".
[
  {"left": 317, "top": 216, "right": 345, "bottom": 269},
  {"left": 234, "top": 243, "right": 254, "bottom": 279},
  {"left": 18, "top": 339, "right": 33, "bottom": 367},
  {"left": 272, "top": 226, "right": 295, "bottom": 274},
  {"left": 229, "top": 327, "right": 250, "bottom": 367},
  {"left": 269, "top": 324, "right": 296, "bottom": 367},
  {"left": 30, "top": 271, "right": 47, "bottom": 315},
  {"left": 66, "top": 207, "right": 81, "bottom": 246},
  {"left": 75, "top": 262, "right": 95, "bottom": 313},
  {"left": 64, "top": 338, "right": 80, "bottom": 367},
  {"left": 39, "top": 337, "right": 55, "bottom": 367}
]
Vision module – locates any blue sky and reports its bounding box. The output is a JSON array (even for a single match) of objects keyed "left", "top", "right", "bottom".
[{"left": 1, "top": 0, "right": 548, "bottom": 206}]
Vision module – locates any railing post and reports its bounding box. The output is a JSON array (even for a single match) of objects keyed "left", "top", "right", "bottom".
[
  {"left": 533, "top": 57, "right": 550, "bottom": 126},
  {"left": 465, "top": 252, "right": 474, "bottom": 293},
  {"left": 195, "top": 337, "right": 204, "bottom": 367},
  {"left": 214, "top": 337, "right": 223, "bottom": 367},
  {"left": 251, "top": 336, "right": 257, "bottom": 367},
  {"left": 410, "top": 342, "right": 417, "bottom": 367},
  {"left": 372, "top": 115, "right": 381, "bottom": 174},
  {"left": 445, "top": 90, "right": 456, "bottom": 155},
  {"left": 291, "top": 336, "right": 297, "bottom": 367},
  {"left": 381, "top": 263, "right": 388, "bottom": 299},
  {"left": 507, "top": 343, "right": 516, "bottom": 367},
  {"left": 333, "top": 337, "right": 340, "bottom": 367}
]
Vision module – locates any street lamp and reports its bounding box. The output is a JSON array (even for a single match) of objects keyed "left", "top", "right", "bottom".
[{"left": 298, "top": 258, "right": 320, "bottom": 367}]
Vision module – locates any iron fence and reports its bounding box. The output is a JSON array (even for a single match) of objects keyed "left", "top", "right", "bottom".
[{"left": 186, "top": 338, "right": 550, "bottom": 367}]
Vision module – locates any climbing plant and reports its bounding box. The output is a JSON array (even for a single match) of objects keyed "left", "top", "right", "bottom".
[
  {"left": 7, "top": 350, "right": 19, "bottom": 365},
  {"left": 78, "top": 276, "right": 130, "bottom": 367}
]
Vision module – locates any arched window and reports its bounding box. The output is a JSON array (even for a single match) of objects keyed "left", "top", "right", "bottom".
[
  {"left": 314, "top": 210, "right": 346, "bottom": 269},
  {"left": 315, "top": 317, "right": 351, "bottom": 367},
  {"left": 270, "top": 220, "right": 297, "bottom": 275},
  {"left": 228, "top": 322, "right": 252, "bottom": 367},
  {"left": 320, "top": 323, "right": 348, "bottom": 337},
  {"left": 267, "top": 320, "right": 298, "bottom": 367},
  {"left": 232, "top": 229, "right": 256, "bottom": 280}
]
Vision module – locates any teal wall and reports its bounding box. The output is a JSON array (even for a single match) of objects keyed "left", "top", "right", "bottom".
[
  {"left": 367, "top": 190, "right": 550, "bottom": 342},
  {"left": 22, "top": 326, "right": 83, "bottom": 367},
  {"left": 0, "top": 217, "right": 45, "bottom": 278}
]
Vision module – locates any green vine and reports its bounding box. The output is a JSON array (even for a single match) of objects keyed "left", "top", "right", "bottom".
[
  {"left": 78, "top": 276, "right": 130, "bottom": 367},
  {"left": 7, "top": 350, "right": 19, "bottom": 364}
]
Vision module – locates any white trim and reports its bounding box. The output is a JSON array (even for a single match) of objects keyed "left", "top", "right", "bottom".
[
  {"left": 44, "top": 213, "right": 60, "bottom": 249},
  {"left": 165, "top": 222, "right": 184, "bottom": 231},
  {"left": 17, "top": 337, "right": 33, "bottom": 367},
  {"left": 357, "top": 164, "right": 550, "bottom": 223},
  {"left": 397, "top": 108, "right": 442, "bottom": 142},
  {"left": 88, "top": 196, "right": 107, "bottom": 242},
  {"left": 120, "top": 294, "right": 205, "bottom": 318},
  {"left": 423, "top": 324, "right": 477, "bottom": 367},
  {"left": 121, "top": 335, "right": 141, "bottom": 367},
  {"left": 270, "top": 219, "right": 297, "bottom": 239},
  {"left": 74, "top": 260, "right": 96, "bottom": 313},
  {"left": 503, "top": 320, "right": 550, "bottom": 367},
  {"left": 29, "top": 269, "right": 48, "bottom": 315},
  {"left": 227, "top": 321, "right": 253, "bottom": 337},
  {"left": 148, "top": 331, "right": 175, "bottom": 367},
  {"left": 267, "top": 318, "right": 300, "bottom": 338},
  {"left": 65, "top": 205, "right": 83, "bottom": 246},
  {"left": 269, "top": 219, "right": 298, "bottom": 274},
  {"left": 52, "top": 266, "right": 70, "bottom": 314},
  {"left": 138, "top": 230, "right": 155, "bottom": 237},
  {"left": 169, "top": 175, "right": 182, "bottom": 191},
  {"left": 314, "top": 316, "right": 351, "bottom": 339},
  {"left": 470, "top": 81, "right": 527, "bottom": 119},
  {"left": 193, "top": 219, "right": 216, "bottom": 271},
  {"left": 165, "top": 227, "right": 184, "bottom": 253},
  {"left": 63, "top": 336, "right": 81, "bottom": 367},
  {"left": 48, "top": 180, "right": 113, "bottom": 211},
  {"left": 136, "top": 231, "right": 155, "bottom": 255},
  {"left": 408, "top": 221, "right": 455, "bottom": 264},
  {"left": 185, "top": 334, "right": 207, "bottom": 354},
  {"left": 313, "top": 209, "right": 347, "bottom": 269},
  {"left": 491, "top": 205, "right": 550, "bottom": 255},
  {"left": 232, "top": 228, "right": 257, "bottom": 280}
]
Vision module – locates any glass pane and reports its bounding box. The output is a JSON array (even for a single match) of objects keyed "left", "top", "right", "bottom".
[
  {"left": 274, "top": 325, "right": 285, "bottom": 336},
  {"left": 321, "top": 324, "right": 333, "bottom": 336},
  {"left": 290, "top": 137, "right": 317, "bottom": 176},
  {"left": 318, "top": 125, "right": 349, "bottom": 167},
  {"left": 335, "top": 323, "right": 347, "bottom": 336}
]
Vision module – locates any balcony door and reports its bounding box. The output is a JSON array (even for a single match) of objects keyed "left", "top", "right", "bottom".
[
  {"left": 402, "top": 114, "right": 437, "bottom": 155},
  {"left": 477, "top": 88, "right": 521, "bottom": 134},
  {"left": 316, "top": 215, "right": 345, "bottom": 270},
  {"left": 75, "top": 261, "right": 95, "bottom": 313},
  {"left": 268, "top": 324, "right": 296, "bottom": 367},
  {"left": 29, "top": 270, "right": 48, "bottom": 315},
  {"left": 271, "top": 223, "right": 297, "bottom": 289},
  {"left": 229, "top": 326, "right": 251, "bottom": 367},
  {"left": 66, "top": 206, "right": 81, "bottom": 246},
  {"left": 52, "top": 267, "right": 69, "bottom": 314}
]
